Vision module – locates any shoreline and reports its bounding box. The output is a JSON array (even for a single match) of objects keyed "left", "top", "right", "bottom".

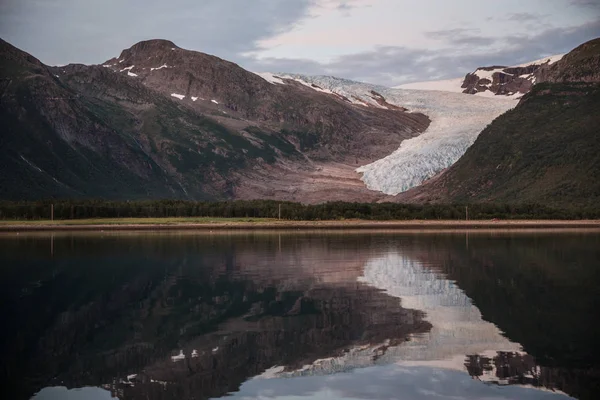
[{"left": 1, "top": 219, "right": 600, "bottom": 232}]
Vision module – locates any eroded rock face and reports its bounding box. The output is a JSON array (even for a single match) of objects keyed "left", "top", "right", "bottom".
[
  {"left": 459, "top": 52, "right": 571, "bottom": 97},
  {"left": 462, "top": 65, "right": 539, "bottom": 96}
]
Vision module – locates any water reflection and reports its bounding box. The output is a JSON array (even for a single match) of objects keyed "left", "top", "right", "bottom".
[
  {"left": 228, "top": 364, "right": 570, "bottom": 400},
  {"left": 0, "top": 231, "right": 597, "bottom": 399}
]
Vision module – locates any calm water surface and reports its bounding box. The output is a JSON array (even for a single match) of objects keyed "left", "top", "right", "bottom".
[{"left": 1, "top": 230, "right": 599, "bottom": 400}]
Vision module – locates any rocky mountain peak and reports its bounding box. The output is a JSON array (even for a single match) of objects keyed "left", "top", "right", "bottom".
[
  {"left": 460, "top": 55, "right": 564, "bottom": 97},
  {"left": 126, "top": 38, "right": 178, "bottom": 53},
  {"left": 536, "top": 37, "right": 600, "bottom": 84},
  {"left": 0, "top": 38, "right": 48, "bottom": 77}
]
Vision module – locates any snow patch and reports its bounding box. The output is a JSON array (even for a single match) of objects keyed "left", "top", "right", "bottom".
[
  {"left": 255, "top": 72, "right": 285, "bottom": 85},
  {"left": 127, "top": 71, "right": 138, "bottom": 77},
  {"left": 150, "top": 64, "right": 170, "bottom": 71},
  {"left": 279, "top": 74, "right": 337, "bottom": 95},
  {"left": 211, "top": 99, "right": 219, "bottom": 104},
  {"left": 514, "top": 53, "right": 564, "bottom": 67},
  {"left": 171, "top": 350, "right": 185, "bottom": 362},
  {"left": 472, "top": 67, "right": 511, "bottom": 82},
  {"left": 120, "top": 65, "right": 134, "bottom": 72},
  {"left": 255, "top": 365, "right": 285, "bottom": 379},
  {"left": 20, "top": 155, "right": 43, "bottom": 172},
  {"left": 191, "top": 96, "right": 198, "bottom": 101},
  {"left": 171, "top": 93, "right": 185, "bottom": 100}
]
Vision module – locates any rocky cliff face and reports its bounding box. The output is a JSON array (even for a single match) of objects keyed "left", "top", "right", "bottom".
[
  {"left": 460, "top": 55, "right": 564, "bottom": 97},
  {"left": 1, "top": 38, "right": 429, "bottom": 202},
  {"left": 536, "top": 39, "right": 600, "bottom": 84}
]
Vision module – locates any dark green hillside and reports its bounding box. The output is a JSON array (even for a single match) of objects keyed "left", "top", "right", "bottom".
[
  {"left": 401, "top": 38, "right": 600, "bottom": 207},
  {"left": 440, "top": 82, "right": 600, "bottom": 207}
]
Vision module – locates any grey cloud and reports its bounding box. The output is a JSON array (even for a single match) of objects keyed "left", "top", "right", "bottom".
[
  {"left": 240, "top": 19, "right": 600, "bottom": 87},
  {"left": 1, "top": 0, "right": 598, "bottom": 89},
  {"left": 336, "top": 0, "right": 372, "bottom": 15},
  {"left": 425, "top": 28, "right": 497, "bottom": 47},
  {"left": 506, "top": 12, "right": 545, "bottom": 22},
  {"left": 570, "top": 0, "right": 600, "bottom": 9},
  {"left": 337, "top": 3, "right": 354, "bottom": 12},
  {"left": 0, "top": 0, "right": 314, "bottom": 65},
  {"left": 449, "top": 36, "right": 497, "bottom": 46},
  {"left": 425, "top": 28, "right": 480, "bottom": 39}
]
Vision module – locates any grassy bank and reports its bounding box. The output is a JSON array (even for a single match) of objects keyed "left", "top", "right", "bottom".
[
  {"left": 1, "top": 218, "right": 599, "bottom": 232},
  {"left": 0, "top": 217, "right": 274, "bottom": 226}
]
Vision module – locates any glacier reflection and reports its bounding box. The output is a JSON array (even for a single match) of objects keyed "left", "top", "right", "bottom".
[
  {"left": 358, "top": 251, "right": 521, "bottom": 363},
  {"left": 269, "top": 250, "right": 520, "bottom": 379},
  {"left": 228, "top": 364, "right": 571, "bottom": 400}
]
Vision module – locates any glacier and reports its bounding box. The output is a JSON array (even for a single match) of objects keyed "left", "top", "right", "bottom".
[{"left": 279, "top": 74, "right": 517, "bottom": 195}]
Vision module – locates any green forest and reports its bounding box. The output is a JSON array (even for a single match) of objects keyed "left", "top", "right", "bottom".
[{"left": 1, "top": 199, "right": 598, "bottom": 221}]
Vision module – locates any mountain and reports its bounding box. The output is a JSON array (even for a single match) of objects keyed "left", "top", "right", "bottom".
[
  {"left": 396, "top": 38, "right": 600, "bottom": 207},
  {"left": 0, "top": 39, "right": 428, "bottom": 202},
  {"left": 275, "top": 75, "right": 517, "bottom": 194},
  {"left": 395, "top": 54, "right": 564, "bottom": 97},
  {"left": 3, "top": 37, "right": 598, "bottom": 205}
]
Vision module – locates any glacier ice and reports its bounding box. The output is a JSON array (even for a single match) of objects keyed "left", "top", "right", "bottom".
[{"left": 282, "top": 74, "right": 517, "bottom": 195}]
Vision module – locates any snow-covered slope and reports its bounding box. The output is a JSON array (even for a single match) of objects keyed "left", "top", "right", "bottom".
[
  {"left": 275, "top": 74, "right": 515, "bottom": 194},
  {"left": 394, "top": 54, "right": 564, "bottom": 96},
  {"left": 394, "top": 77, "right": 464, "bottom": 92},
  {"left": 514, "top": 53, "right": 564, "bottom": 67}
]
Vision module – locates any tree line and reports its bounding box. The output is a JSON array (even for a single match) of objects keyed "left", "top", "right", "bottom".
[{"left": 0, "top": 200, "right": 598, "bottom": 221}]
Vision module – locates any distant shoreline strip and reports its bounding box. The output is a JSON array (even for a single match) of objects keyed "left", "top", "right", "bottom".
[{"left": 1, "top": 220, "right": 600, "bottom": 232}]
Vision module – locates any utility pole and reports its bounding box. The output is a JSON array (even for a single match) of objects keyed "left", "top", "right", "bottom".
[
  {"left": 278, "top": 204, "right": 281, "bottom": 220},
  {"left": 465, "top": 206, "right": 469, "bottom": 221},
  {"left": 51, "top": 204, "right": 54, "bottom": 221}
]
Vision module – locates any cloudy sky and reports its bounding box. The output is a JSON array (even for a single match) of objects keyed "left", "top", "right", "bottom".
[{"left": 1, "top": 0, "right": 599, "bottom": 86}]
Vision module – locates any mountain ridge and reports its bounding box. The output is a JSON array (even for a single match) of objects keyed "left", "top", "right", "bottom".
[
  {"left": 2, "top": 37, "right": 598, "bottom": 206},
  {"left": 394, "top": 54, "right": 564, "bottom": 97},
  {"left": 1, "top": 38, "right": 429, "bottom": 203}
]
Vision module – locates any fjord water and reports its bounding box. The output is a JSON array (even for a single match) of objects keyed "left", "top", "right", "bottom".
[{"left": 1, "top": 231, "right": 598, "bottom": 400}]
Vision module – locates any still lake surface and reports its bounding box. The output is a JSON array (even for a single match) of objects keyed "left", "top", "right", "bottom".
[{"left": 1, "top": 230, "right": 599, "bottom": 400}]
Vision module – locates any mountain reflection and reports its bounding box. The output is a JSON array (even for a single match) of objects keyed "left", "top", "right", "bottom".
[
  {"left": 1, "top": 233, "right": 430, "bottom": 400},
  {"left": 360, "top": 232, "right": 600, "bottom": 399},
  {"left": 1, "top": 231, "right": 598, "bottom": 400}
]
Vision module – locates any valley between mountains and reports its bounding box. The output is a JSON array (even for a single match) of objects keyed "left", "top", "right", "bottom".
[{"left": 1, "top": 37, "right": 599, "bottom": 206}]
